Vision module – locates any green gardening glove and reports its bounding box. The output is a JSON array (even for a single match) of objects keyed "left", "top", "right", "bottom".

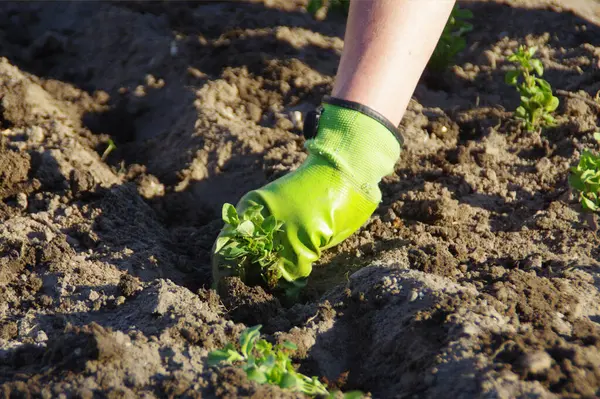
[{"left": 211, "top": 96, "right": 403, "bottom": 291}]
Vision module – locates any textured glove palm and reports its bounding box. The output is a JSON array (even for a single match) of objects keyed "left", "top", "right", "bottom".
[{"left": 212, "top": 99, "right": 402, "bottom": 290}]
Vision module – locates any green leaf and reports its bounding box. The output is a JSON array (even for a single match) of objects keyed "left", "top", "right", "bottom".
[
  {"left": 239, "top": 325, "right": 262, "bottom": 358},
  {"left": 593, "top": 132, "right": 600, "bottom": 143},
  {"left": 222, "top": 203, "right": 239, "bottom": 226},
  {"left": 243, "top": 203, "right": 264, "bottom": 223},
  {"left": 545, "top": 96, "right": 559, "bottom": 113},
  {"left": 531, "top": 59, "right": 544, "bottom": 76},
  {"left": 569, "top": 173, "right": 586, "bottom": 192},
  {"left": 279, "top": 373, "right": 300, "bottom": 389},
  {"left": 237, "top": 220, "right": 255, "bottom": 236},
  {"left": 582, "top": 194, "right": 599, "bottom": 211},
  {"left": 282, "top": 341, "right": 298, "bottom": 351},
  {"left": 515, "top": 106, "right": 527, "bottom": 118},
  {"left": 504, "top": 70, "right": 519, "bottom": 86},
  {"left": 343, "top": 392, "right": 366, "bottom": 399},
  {"left": 222, "top": 245, "right": 248, "bottom": 259},
  {"left": 306, "top": 0, "right": 322, "bottom": 15},
  {"left": 208, "top": 345, "right": 244, "bottom": 366},
  {"left": 246, "top": 366, "right": 268, "bottom": 384},
  {"left": 262, "top": 215, "right": 277, "bottom": 233},
  {"left": 528, "top": 46, "right": 538, "bottom": 57},
  {"left": 214, "top": 236, "right": 231, "bottom": 253}
]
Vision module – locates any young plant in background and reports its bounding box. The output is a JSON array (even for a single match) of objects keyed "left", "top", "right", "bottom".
[
  {"left": 215, "top": 203, "right": 285, "bottom": 288},
  {"left": 505, "top": 45, "right": 559, "bottom": 132},
  {"left": 307, "top": 2, "right": 473, "bottom": 72},
  {"left": 208, "top": 325, "right": 363, "bottom": 398},
  {"left": 307, "top": 0, "right": 350, "bottom": 18},
  {"left": 569, "top": 133, "right": 600, "bottom": 212},
  {"left": 428, "top": 4, "right": 474, "bottom": 71}
]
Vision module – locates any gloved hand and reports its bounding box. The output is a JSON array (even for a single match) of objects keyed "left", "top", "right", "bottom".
[{"left": 211, "top": 96, "right": 403, "bottom": 292}]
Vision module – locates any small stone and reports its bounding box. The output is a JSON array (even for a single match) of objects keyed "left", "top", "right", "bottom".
[
  {"left": 35, "top": 330, "right": 48, "bottom": 343},
  {"left": 408, "top": 290, "right": 419, "bottom": 302},
  {"left": 118, "top": 274, "right": 140, "bottom": 297},
  {"left": 27, "top": 126, "right": 45, "bottom": 143},
  {"left": 88, "top": 290, "right": 100, "bottom": 301},
  {"left": 536, "top": 157, "right": 552, "bottom": 173},
  {"left": 276, "top": 116, "right": 294, "bottom": 130},
  {"left": 383, "top": 208, "right": 397, "bottom": 222},
  {"left": 521, "top": 351, "right": 553, "bottom": 375},
  {"left": 523, "top": 255, "right": 542, "bottom": 269},
  {"left": 39, "top": 295, "right": 53, "bottom": 307},
  {"left": 115, "top": 296, "right": 126, "bottom": 306},
  {"left": 16, "top": 192, "right": 28, "bottom": 210},
  {"left": 485, "top": 169, "right": 497, "bottom": 182}
]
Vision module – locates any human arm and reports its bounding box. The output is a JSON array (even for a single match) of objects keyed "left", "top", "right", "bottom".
[{"left": 212, "top": 0, "right": 456, "bottom": 292}]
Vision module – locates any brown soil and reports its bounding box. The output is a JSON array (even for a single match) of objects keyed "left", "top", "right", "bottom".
[{"left": 1, "top": 0, "right": 600, "bottom": 398}]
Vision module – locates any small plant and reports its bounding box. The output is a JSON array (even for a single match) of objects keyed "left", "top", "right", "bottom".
[
  {"left": 215, "top": 203, "right": 285, "bottom": 288},
  {"left": 504, "top": 45, "right": 559, "bottom": 132},
  {"left": 101, "top": 138, "right": 117, "bottom": 161},
  {"left": 307, "top": 0, "right": 349, "bottom": 18},
  {"left": 569, "top": 133, "right": 600, "bottom": 212},
  {"left": 428, "top": 5, "right": 474, "bottom": 71},
  {"left": 208, "top": 325, "right": 363, "bottom": 398}
]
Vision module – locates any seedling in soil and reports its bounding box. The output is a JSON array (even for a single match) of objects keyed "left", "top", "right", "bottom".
[
  {"left": 307, "top": 0, "right": 349, "bottom": 17},
  {"left": 208, "top": 325, "right": 363, "bottom": 398},
  {"left": 569, "top": 132, "right": 600, "bottom": 212},
  {"left": 428, "top": 5, "right": 474, "bottom": 71},
  {"left": 215, "top": 203, "right": 285, "bottom": 288},
  {"left": 101, "top": 138, "right": 117, "bottom": 161},
  {"left": 504, "top": 45, "right": 559, "bottom": 132}
]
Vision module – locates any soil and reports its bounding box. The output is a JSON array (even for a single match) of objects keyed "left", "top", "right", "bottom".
[{"left": 1, "top": 0, "right": 600, "bottom": 398}]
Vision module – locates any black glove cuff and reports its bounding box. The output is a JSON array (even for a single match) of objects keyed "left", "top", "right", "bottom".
[{"left": 302, "top": 95, "right": 404, "bottom": 146}]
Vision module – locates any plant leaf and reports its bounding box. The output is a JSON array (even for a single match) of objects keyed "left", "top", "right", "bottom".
[
  {"left": 504, "top": 70, "right": 519, "bottom": 86},
  {"left": 343, "top": 392, "right": 366, "bottom": 399},
  {"left": 282, "top": 341, "right": 298, "bottom": 351},
  {"left": 214, "top": 236, "right": 231, "bottom": 254},
  {"left": 208, "top": 345, "right": 244, "bottom": 366},
  {"left": 237, "top": 220, "right": 255, "bottom": 236},
  {"left": 246, "top": 366, "right": 268, "bottom": 384},
  {"left": 222, "top": 203, "right": 239, "bottom": 226},
  {"left": 531, "top": 59, "right": 544, "bottom": 76},
  {"left": 239, "top": 325, "right": 262, "bottom": 358},
  {"left": 582, "top": 194, "right": 599, "bottom": 211},
  {"left": 593, "top": 132, "right": 600, "bottom": 143},
  {"left": 262, "top": 215, "right": 277, "bottom": 233},
  {"left": 279, "top": 372, "right": 301, "bottom": 389}
]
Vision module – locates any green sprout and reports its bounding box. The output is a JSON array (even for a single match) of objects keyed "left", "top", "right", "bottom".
[
  {"left": 307, "top": 0, "right": 350, "bottom": 17},
  {"left": 428, "top": 5, "right": 474, "bottom": 71},
  {"left": 101, "top": 138, "right": 117, "bottom": 161},
  {"left": 208, "top": 325, "right": 363, "bottom": 398},
  {"left": 504, "top": 45, "right": 559, "bottom": 132},
  {"left": 215, "top": 203, "right": 285, "bottom": 288},
  {"left": 569, "top": 133, "right": 600, "bottom": 212}
]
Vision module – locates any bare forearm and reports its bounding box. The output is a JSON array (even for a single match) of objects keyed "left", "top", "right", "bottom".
[{"left": 332, "top": 0, "right": 455, "bottom": 125}]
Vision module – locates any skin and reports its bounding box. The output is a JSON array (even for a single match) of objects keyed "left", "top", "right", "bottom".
[{"left": 332, "top": 0, "right": 457, "bottom": 126}]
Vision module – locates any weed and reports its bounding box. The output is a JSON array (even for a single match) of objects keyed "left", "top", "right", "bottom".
[
  {"left": 208, "top": 325, "right": 363, "bottom": 398},
  {"left": 215, "top": 203, "right": 285, "bottom": 288},
  {"left": 428, "top": 5, "right": 474, "bottom": 71},
  {"left": 505, "top": 45, "right": 559, "bottom": 132},
  {"left": 569, "top": 133, "right": 600, "bottom": 212}
]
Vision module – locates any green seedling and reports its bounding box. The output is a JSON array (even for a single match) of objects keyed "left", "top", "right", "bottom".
[
  {"left": 307, "top": 0, "right": 349, "bottom": 17},
  {"left": 569, "top": 132, "right": 600, "bottom": 212},
  {"left": 428, "top": 5, "right": 474, "bottom": 71},
  {"left": 208, "top": 325, "right": 363, "bottom": 398},
  {"left": 505, "top": 45, "right": 559, "bottom": 132},
  {"left": 101, "top": 138, "right": 117, "bottom": 161},
  {"left": 215, "top": 203, "right": 285, "bottom": 288}
]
